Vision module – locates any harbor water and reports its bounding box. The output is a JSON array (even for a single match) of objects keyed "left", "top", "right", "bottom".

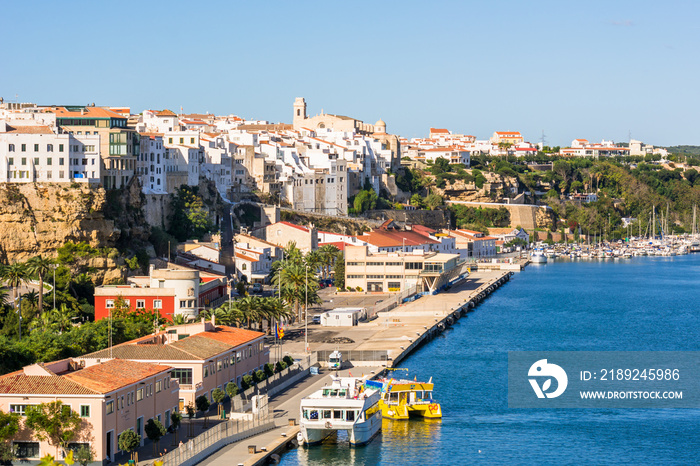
[{"left": 279, "top": 254, "right": 700, "bottom": 465}]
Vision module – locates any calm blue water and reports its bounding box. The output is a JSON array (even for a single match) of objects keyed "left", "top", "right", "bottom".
[{"left": 280, "top": 255, "right": 700, "bottom": 465}]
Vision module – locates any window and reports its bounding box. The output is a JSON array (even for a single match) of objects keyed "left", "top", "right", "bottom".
[
  {"left": 170, "top": 368, "right": 192, "bottom": 385},
  {"left": 136, "top": 388, "right": 144, "bottom": 401},
  {"left": 153, "top": 300, "right": 162, "bottom": 309},
  {"left": 106, "top": 400, "right": 114, "bottom": 414},
  {"left": 21, "top": 144, "right": 26, "bottom": 152},
  {"left": 59, "top": 158, "right": 65, "bottom": 165},
  {"left": 21, "top": 157, "right": 26, "bottom": 166},
  {"left": 8, "top": 144, "right": 14, "bottom": 152},
  {"left": 180, "top": 300, "right": 187, "bottom": 308},
  {"left": 105, "top": 300, "right": 114, "bottom": 308},
  {"left": 9, "top": 404, "right": 33, "bottom": 416},
  {"left": 136, "top": 299, "right": 145, "bottom": 309},
  {"left": 155, "top": 380, "right": 162, "bottom": 393},
  {"left": 8, "top": 158, "right": 13, "bottom": 165},
  {"left": 179, "top": 138, "right": 183, "bottom": 144},
  {"left": 168, "top": 138, "right": 173, "bottom": 144},
  {"left": 47, "top": 144, "right": 53, "bottom": 152},
  {"left": 217, "top": 361, "right": 222, "bottom": 372},
  {"left": 34, "top": 144, "right": 39, "bottom": 152},
  {"left": 59, "top": 144, "right": 64, "bottom": 152},
  {"left": 80, "top": 405, "right": 90, "bottom": 418},
  {"left": 14, "top": 442, "right": 39, "bottom": 458},
  {"left": 204, "top": 366, "right": 208, "bottom": 378},
  {"left": 190, "top": 138, "right": 195, "bottom": 144}
]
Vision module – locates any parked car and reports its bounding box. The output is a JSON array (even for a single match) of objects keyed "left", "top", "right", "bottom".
[
  {"left": 312, "top": 315, "right": 321, "bottom": 324},
  {"left": 252, "top": 283, "right": 263, "bottom": 294}
]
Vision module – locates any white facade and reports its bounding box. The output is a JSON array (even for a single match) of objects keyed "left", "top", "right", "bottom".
[
  {"left": 138, "top": 134, "right": 167, "bottom": 193},
  {"left": 0, "top": 122, "right": 101, "bottom": 183}
]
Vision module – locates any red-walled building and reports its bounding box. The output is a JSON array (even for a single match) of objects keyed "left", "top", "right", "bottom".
[{"left": 94, "top": 265, "right": 227, "bottom": 322}]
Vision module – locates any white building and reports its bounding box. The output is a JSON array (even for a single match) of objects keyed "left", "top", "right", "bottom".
[
  {"left": 138, "top": 133, "right": 167, "bottom": 193},
  {"left": 0, "top": 121, "right": 101, "bottom": 183}
]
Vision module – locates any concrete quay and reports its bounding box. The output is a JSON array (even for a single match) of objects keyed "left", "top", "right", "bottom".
[{"left": 195, "top": 269, "right": 515, "bottom": 465}]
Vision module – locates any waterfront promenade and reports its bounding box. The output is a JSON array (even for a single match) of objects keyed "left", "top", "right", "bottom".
[{"left": 195, "top": 269, "right": 512, "bottom": 465}]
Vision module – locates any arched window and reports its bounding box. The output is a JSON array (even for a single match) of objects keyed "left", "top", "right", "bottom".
[{"left": 242, "top": 264, "right": 247, "bottom": 270}]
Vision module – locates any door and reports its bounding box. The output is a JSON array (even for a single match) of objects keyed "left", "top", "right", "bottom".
[
  {"left": 137, "top": 417, "right": 144, "bottom": 446},
  {"left": 106, "top": 431, "right": 113, "bottom": 461}
]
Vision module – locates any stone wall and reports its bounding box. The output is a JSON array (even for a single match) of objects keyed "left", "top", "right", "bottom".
[{"left": 363, "top": 209, "right": 450, "bottom": 229}]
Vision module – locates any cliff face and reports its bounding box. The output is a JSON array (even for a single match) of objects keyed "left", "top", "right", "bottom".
[{"left": 0, "top": 183, "right": 120, "bottom": 263}]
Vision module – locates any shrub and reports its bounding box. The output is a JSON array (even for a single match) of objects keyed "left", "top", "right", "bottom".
[
  {"left": 254, "top": 370, "right": 266, "bottom": 383},
  {"left": 283, "top": 355, "right": 295, "bottom": 366},
  {"left": 356, "top": 286, "right": 363, "bottom": 292},
  {"left": 264, "top": 363, "right": 275, "bottom": 377},
  {"left": 242, "top": 374, "right": 254, "bottom": 389},
  {"left": 225, "top": 382, "right": 239, "bottom": 398},
  {"left": 275, "top": 361, "right": 288, "bottom": 373}
]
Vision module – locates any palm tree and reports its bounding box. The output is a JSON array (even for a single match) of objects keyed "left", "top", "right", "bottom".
[
  {"left": 21, "top": 290, "right": 39, "bottom": 316},
  {"left": 49, "top": 304, "right": 74, "bottom": 333},
  {"left": 1, "top": 262, "right": 29, "bottom": 310},
  {"left": 0, "top": 288, "right": 8, "bottom": 307},
  {"left": 304, "top": 250, "right": 323, "bottom": 276},
  {"left": 318, "top": 245, "right": 339, "bottom": 280},
  {"left": 283, "top": 241, "right": 303, "bottom": 264},
  {"left": 25, "top": 256, "right": 54, "bottom": 315}
]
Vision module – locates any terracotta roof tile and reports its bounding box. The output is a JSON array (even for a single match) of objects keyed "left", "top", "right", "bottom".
[
  {"left": 3, "top": 125, "right": 54, "bottom": 135},
  {"left": 0, "top": 373, "right": 98, "bottom": 396},
  {"left": 64, "top": 359, "right": 171, "bottom": 394},
  {"left": 196, "top": 326, "right": 264, "bottom": 347}
]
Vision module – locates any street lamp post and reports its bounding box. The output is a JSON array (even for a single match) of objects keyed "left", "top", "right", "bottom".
[
  {"left": 304, "top": 265, "right": 308, "bottom": 354},
  {"left": 51, "top": 263, "right": 58, "bottom": 311}
]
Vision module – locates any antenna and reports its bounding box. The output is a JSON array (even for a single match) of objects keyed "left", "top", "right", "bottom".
[
  {"left": 628, "top": 130, "right": 632, "bottom": 142},
  {"left": 540, "top": 130, "right": 547, "bottom": 147}
]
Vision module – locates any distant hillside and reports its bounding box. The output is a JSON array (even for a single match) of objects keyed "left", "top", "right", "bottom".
[{"left": 666, "top": 145, "right": 700, "bottom": 156}]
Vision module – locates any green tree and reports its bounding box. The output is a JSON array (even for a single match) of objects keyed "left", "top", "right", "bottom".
[
  {"left": 425, "top": 193, "right": 443, "bottom": 210},
  {"left": 1, "top": 262, "right": 29, "bottom": 310},
  {"left": 144, "top": 418, "right": 167, "bottom": 455},
  {"left": 26, "top": 255, "right": 54, "bottom": 315},
  {"left": 25, "top": 401, "right": 82, "bottom": 455},
  {"left": 410, "top": 194, "right": 425, "bottom": 209},
  {"left": 170, "top": 411, "right": 182, "bottom": 444},
  {"left": 0, "top": 409, "right": 19, "bottom": 462},
  {"left": 74, "top": 444, "right": 94, "bottom": 466},
  {"left": 185, "top": 404, "right": 196, "bottom": 437},
  {"left": 333, "top": 251, "right": 345, "bottom": 289},
  {"left": 212, "top": 388, "right": 226, "bottom": 416},
  {"left": 118, "top": 429, "right": 141, "bottom": 461},
  {"left": 225, "top": 381, "right": 239, "bottom": 399},
  {"left": 195, "top": 395, "right": 210, "bottom": 428}
]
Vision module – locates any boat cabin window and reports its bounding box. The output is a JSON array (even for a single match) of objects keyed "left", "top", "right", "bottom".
[
  {"left": 322, "top": 410, "right": 332, "bottom": 419},
  {"left": 346, "top": 410, "right": 355, "bottom": 421},
  {"left": 390, "top": 392, "right": 400, "bottom": 403},
  {"left": 333, "top": 410, "right": 343, "bottom": 419},
  {"left": 303, "top": 409, "right": 309, "bottom": 419},
  {"left": 339, "top": 389, "right": 347, "bottom": 397},
  {"left": 330, "top": 389, "right": 339, "bottom": 397},
  {"left": 309, "top": 410, "right": 319, "bottom": 420},
  {"left": 322, "top": 389, "right": 330, "bottom": 396},
  {"left": 424, "top": 391, "right": 432, "bottom": 400}
]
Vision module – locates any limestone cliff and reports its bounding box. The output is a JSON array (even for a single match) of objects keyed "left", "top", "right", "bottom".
[{"left": 0, "top": 183, "right": 120, "bottom": 264}]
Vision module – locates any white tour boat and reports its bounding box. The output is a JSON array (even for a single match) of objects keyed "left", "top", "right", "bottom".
[{"left": 299, "top": 376, "right": 382, "bottom": 447}]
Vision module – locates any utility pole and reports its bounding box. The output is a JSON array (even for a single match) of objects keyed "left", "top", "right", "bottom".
[{"left": 304, "top": 265, "right": 308, "bottom": 354}]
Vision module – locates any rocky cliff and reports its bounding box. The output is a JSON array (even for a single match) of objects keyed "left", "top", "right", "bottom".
[{"left": 0, "top": 183, "right": 120, "bottom": 264}]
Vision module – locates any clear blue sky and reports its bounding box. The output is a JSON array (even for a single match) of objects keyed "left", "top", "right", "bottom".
[{"left": 2, "top": 0, "right": 698, "bottom": 147}]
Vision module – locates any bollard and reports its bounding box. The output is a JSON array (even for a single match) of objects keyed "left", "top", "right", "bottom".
[
  {"left": 248, "top": 445, "right": 257, "bottom": 454},
  {"left": 288, "top": 418, "right": 297, "bottom": 426}
]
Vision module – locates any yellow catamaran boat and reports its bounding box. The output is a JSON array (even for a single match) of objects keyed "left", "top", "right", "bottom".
[{"left": 365, "top": 374, "right": 442, "bottom": 420}]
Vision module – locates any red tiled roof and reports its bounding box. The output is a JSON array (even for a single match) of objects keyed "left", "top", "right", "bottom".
[
  {"left": 277, "top": 221, "right": 310, "bottom": 232},
  {"left": 52, "top": 107, "right": 125, "bottom": 119},
  {"left": 0, "top": 372, "right": 98, "bottom": 395},
  {"left": 319, "top": 241, "right": 348, "bottom": 251},
  {"left": 156, "top": 109, "right": 177, "bottom": 116},
  {"left": 196, "top": 326, "right": 264, "bottom": 348},
  {"left": 64, "top": 359, "right": 171, "bottom": 394},
  {"left": 360, "top": 230, "right": 438, "bottom": 248},
  {"left": 430, "top": 128, "right": 450, "bottom": 134},
  {"left": 3, "top": 125, "right": 54, "bottom": 134},
  {"left": 235, "top": 253, "right": 259, "bottom": 262}
]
